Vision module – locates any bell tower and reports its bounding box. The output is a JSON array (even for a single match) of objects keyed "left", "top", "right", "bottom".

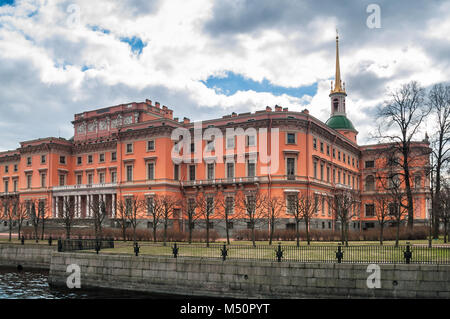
[
  {"left": 325, "top": 31, "right": 358, "bottom": 143},
  {"left": 329, "top": 31, "right": 347, "bottom": 116}
]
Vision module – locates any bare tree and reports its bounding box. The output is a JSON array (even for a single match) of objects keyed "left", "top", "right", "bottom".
[
  {"left": 428, "top": 83, "right": 450, "bottom": 238},
  {"left": 370, "top": 193, "right": 391, "bottom": 245},
  {"left": 28, "top": 200, "right": 40, "bottom": 242},
  {"left": 160, "top": 195, "right": 178, "bottom": 246},
  {"left": 143, "top": 195, "right": 163, "bottom": 242},
  {"left": 236, "top": 189, "right": 265, "bottom": 247},
  {"left": 296, "top": 191, "right": 320, "bottom": 246},
  {"left": 15, "top": 199, "right": 28, "bottom": 240},
  {"left": 195, "top": 193, "right": 218, "bottom": 247},
  {"left": 183, "top": 196, "right": 199, "bottom": 244},
  {"left": 39, "top": 200, "right": 50, "bottom": 240},
  {"left": 1, "top": 196, "right": 15, "bottom": 241},
  {"left": 115, "top": 198, "right": 130, "bottom": 241},
  {"left": 329, "top": 188, "right": 358, "bottom": 246},
  {"left": 439, "top": 183, "right": 450, "bottom": 243},
  {"left": 89, "top": 196, "right": 108, "bottom": 239},
  {"left": 262, "top": 195, "right": 285, "bottom": 245},
  {"left": 215, "top": 191, "right": 238, "bottom": 245},
  {"left": 376, "top": 81, "right": 430, "bottom": 228},
  {"left": 62, "top": 196, "right": 77, "bottom": 239},
  {"left": 123, "top": 195, "right": 143, "bottom": 244}
]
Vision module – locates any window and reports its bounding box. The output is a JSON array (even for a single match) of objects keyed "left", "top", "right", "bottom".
[
  {"left": 111, "top": 152, "right": 117, "bottom": 161},
  {"left": 4, "top": 180, "right": 8, "bottom": 193},
  {"left": 4, "top": 165, "right": 8, "bottom": 173},
  {"left": 415, "top": 176, "right": 422, "bottom": 188},
  {"left": 226, "top": 162, "right": 234, "bottom": 179},
  {"left": 190, "top": 143, "right": 195, "bottom": 153},
  {"left": 111, "top": 171, "right": 117, "bottom": 183},
  {"left": 14, "top": 164, "right": 17, "bottom": 172},
  {"left": 207, "top": 197, "right": 214, "bottom": 214},
  {"left": 343, "top": 153, "right": 346, "bottom": 162},
  {"left": 13, "top": 180, "right": 17, "bottom": 192},
  {"left": 365, "top": 160, "right": 374, "bottom": 168},
  {"left": 87, "top": 173, "right": 93, "bottom": 185},
  {"left": 287, "top": 133, "right": 296, "bottom": 144},
  {"left": 313, "top": 161, "right": 317, "bottom": 178},
  {"left": 59, "top": 156, "right": 66, "bottom": 164},
  {"left": 365, "top": 204, "right": 375, "bottom": 217},
  {"left": 99, "top": 153, "right": 105, "bottom": 163},
  {"left": 77, "top": 156, "right": 82, "bottom": 165},
  {"left": 247, "top": 161, "right": 256, "bottom": 177},
  {"left": 207, "top": 163, "right": 214, "bottom": 180},
  {"left": 147, "top": 197, "right": 154, "bottom": 216},
  {"left": 287, "top": 158, "right": 295, "bottom": 179},
  {"left": 247, "top": 135, "right": 256, "bottom": 146},
  {"left": 389, "top": 203, "right": 398, "bottom": 216},
  {"left": 226, "top": 137, "right": 235, "bottom": 149},
  {"left": 126, "top": 165, "right": 133, "bottom": 182},
  {"left": 333, "top": 148, "right": 336, "bottom": 158},
  {"left": 327, "top": 167, "right": 330, "bottom": 182},
  {"left": 126, "top": 143, "right": 133, "bottom": 153},
  {"left": 338, "top": 171, "right": 341, "bottom": 184},
  {"left": 26, "top": 174, "right": 32, "bottom": 189},
  {"left": 327, "top": 145, "right": 330, "bottom": 155},
  {"left": 88, "top": 155, "right": 93, "bottom": 164},
  {"left": 41, "top": 155, "right": 46, "bottom": 164},
  {"left": 287, "top": 194, "right": 297, "bottom": 214},
  {"left": 174, "top": 164, "right": 179, "bottom": 180},
  {"left": 389, "top": 175, "right": 400, "bottom": 189},
  {"left": 189, "top": 165, "right": 196, "bottom": 181},
  {"left": 147, "top": 140, "right": 155, "bottom": 151},
  {"left": 320, "top": 142, "right": 324, "bottom": 153},
  {"left": 352, "top": 158, "right": 355, "bottom": 167},
  {"left": 41, "top": 173, "right": 46, "bottom": 188},
  {"left": 27, "top": 157, "right": 32, "bottom": 165},
  {"left": 147, "top": 162, "right": 155, "bottom": 180},
  {"left": 313, "top": 138, "right": 317, "bottom": 149},
  {"left": 225, "top": 197, "right": 234, "bottom": 215},
  {"left": 76, "top": 175, "right": 82, "bottom": 185},
  {"left": 59, "top": 174, "right": 65, "bottom": 186},
  {"left": 206, "top": 140, "right": 215, "bottom": 151},
  {"left": 338, "top": 151, "right": 341, "bottom": 161},
  {"left": 320, "top": 163, "right": 324, "bottom": 181},
  {"left": 99, "top": 172, "right": 105, "bottom": 183}
]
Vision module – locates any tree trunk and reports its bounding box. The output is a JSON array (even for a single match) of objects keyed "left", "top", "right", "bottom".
[
  {"left": 225, "top": 214, "right": 230, "bottom": 245},
  {"left": 379, "top": 224, "right": 384, "bottom": 246},
  {"left": 251, "top": 222, "right": 256, "bottom": 247},
  {"left": 403, "top": 154, "right": 414, "bottom": 229},
  {"left": 395, "top": 221, "right": 400, "bottom": 247},
  {"left": 188, "top": 217, "right": 193, "bottom": 244},
  {"left": 153, "top": 225, "right": 157, "bottom": 242},
  {"left": 8, "top": 220, "right": 12, "bottom": 242},
  {"left": 41, "top": 219, "right": 45, "bottom": 240},
  {"left": 163, "top": 220, "right": 168, "bottom": 247},
  {"left": 17, "top": 223, "right": 21, "bottom": 240},
  {"left": 269, "top": 216, "right": 274, "bottom": 246},
  {"left": 305, "top": 219, "right": 310, "bottom": 246},
  {"left": 295, "top": 219, "right": 300, "bottom": 247}
]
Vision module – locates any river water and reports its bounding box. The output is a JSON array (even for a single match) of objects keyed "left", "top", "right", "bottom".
[{"left": 0, "top": 267, "right": 168, "bottom": 299}]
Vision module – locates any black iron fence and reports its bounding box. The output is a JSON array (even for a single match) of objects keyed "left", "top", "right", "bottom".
[
  {"left": 58, "top": 238, "right": 114, "bottom": 253},
  {"left": 128, "top": 242, "right": 450, "bottom": 264}
]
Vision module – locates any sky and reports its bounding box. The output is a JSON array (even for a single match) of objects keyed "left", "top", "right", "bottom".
[{"left": 0, "top": 0, "right": 449, "bottom": 151}]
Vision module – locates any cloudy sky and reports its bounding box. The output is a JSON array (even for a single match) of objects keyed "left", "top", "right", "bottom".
[{"left": 0, "top": 0, "right": 449, "bottom": 151}]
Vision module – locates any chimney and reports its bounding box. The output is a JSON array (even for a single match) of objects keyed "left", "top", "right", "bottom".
[
  {"left": 145, "top": 99, "right": 152, "bottom": 106},
  {"left": 183, "top": 117, "right": 190, "bottom": 124},
  {"left": 266, "top": 106, "right": 272, "bottom": 112},
  {"left": 302, "top": 109, "right": 309, "bottom": 114},
  {"left": 174, "top": 117, "right": 179, "bottom": 122},
  {"left": 275, "top": 105, "right": 282, "bottom": 112},
  {"left": 155, "top": 102, "right": 160, "bottom": 109},
  {"left": 162, "top": 105, "right": 168, "bottom": 110},
  {"left": 231, "top": 112, "right": 237, "bottom": 117},
  {"left": 283, "top": 107, "right": 288, "bottom": 112}
]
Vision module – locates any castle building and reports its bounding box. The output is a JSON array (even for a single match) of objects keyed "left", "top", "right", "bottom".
[{"left": 0, "top": 36, "right": 431, "bottom": 235}]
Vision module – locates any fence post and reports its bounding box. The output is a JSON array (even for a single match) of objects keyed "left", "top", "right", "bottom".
[
  {"left": 275, "top": 243, "right": 283, "bottom": 262},
  {"left": 172, "top": 243, "right": 179, "bottom": 258},
  {"left": 57, "top": 238, "right": 62, "bottom": 252},
  {"left": 403, "top": 242, "right": 412, "bottom": 264},
  {"left": 221, "top": 244, "right": 228, "bottom": 261},
  {"left": 336, "top": 244, "right": 343, "bottom": 263}
]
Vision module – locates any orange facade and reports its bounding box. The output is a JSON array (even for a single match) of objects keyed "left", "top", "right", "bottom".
[{"left": 0, "top": 36, "right": 431, "bottom": 234}]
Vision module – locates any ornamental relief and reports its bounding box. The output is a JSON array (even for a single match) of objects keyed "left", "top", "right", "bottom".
[
  {"left": 76, "top": 122, "right": 86, "bottom": 134},
  {"left": 99, "top": 120, "right": 107, "bottom": 131},
  {"left": 87, "top": 120, "right": 97, "bottom": 132},
  {"left": 123, "top": 116, "right": 132, "bottom": 125}
]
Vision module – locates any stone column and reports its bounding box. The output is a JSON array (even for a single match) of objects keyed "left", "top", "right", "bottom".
[
  {"left": 112, "top": 193, "right": 116, "bottom": 218},
  {"left": 55, "top": 197, "right": 59, "bottom": 218},
  {"left": 86, "top": 194, "right": 91, "bottom": 218}
]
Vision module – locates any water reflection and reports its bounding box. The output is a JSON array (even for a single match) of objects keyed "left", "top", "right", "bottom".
[{"left": 0, "top": 267, "right": 170, "bottom": 299}]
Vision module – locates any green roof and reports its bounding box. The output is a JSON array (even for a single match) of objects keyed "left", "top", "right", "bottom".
[{"left": 325, "top": 115, "right": 356, "bottom": 131}]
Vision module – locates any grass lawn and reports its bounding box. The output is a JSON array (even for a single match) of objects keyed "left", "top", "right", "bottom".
[{"left": 83, "top": 238, "right": 450, "bottom": 263}]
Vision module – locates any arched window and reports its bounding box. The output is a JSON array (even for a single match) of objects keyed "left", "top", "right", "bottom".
[
  {"left": 365, "top": 175, "right": 375, "bottom": 191},
  {"left": 333, "top": 99, "right": 339, "bottom": 112},
  {"left": 414, "top": 176, "right": 421, "bottom": 188}
]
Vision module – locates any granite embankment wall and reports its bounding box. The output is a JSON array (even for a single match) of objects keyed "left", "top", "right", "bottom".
[
  {"left": 48, "top": 252, "right": 450, "bottom": 298},
  {"left": 0, "top": 244, "right": 54, "bottom": 269}
]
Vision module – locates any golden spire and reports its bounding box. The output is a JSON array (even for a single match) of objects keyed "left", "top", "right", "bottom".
[{"left": 331, "top": 30, "right": 346, "bottom": 94}]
